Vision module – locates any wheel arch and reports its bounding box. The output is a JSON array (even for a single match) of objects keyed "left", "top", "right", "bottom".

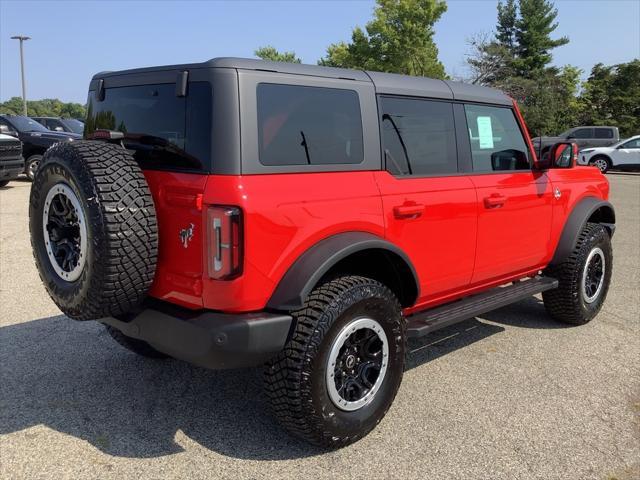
[
  {"left": 266, "top": 232, "right": 420, "bottom": 311},
  {"left": 550, "top": 196, "right": 615, "bottom": 266}
]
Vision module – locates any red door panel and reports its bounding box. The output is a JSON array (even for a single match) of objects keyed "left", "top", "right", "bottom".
[
  {"left": 375, "top": 171, "right": 478, "bottom": 304},
  {"left": 470, "top": 171, "right": 554, "bottom": 284}
]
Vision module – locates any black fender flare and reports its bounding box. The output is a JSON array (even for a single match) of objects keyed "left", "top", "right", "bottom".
[
  {"left": 550, "top": 197, "right": 615, "bottom": 265},
  {"left": 266, "top": 232, "right": 419, "bottom": 311}
]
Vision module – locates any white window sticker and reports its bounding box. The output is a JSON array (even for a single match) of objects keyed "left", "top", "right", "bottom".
[{"left": 477, "top": 116, "right": 494, "bottom": 149}]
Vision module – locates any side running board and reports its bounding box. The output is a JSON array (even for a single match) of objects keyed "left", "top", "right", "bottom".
[{"left": 406, "top": 276, "right": 558, "bottom": 338}]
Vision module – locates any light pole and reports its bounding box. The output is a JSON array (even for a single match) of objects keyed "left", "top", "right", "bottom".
[{"left": 10, "top": 35, "right": 30, "bottom": 116}]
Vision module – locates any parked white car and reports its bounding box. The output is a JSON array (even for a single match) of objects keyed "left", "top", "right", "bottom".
[{"left": 578, "top": 135, "right": 640, "bottom": 173}]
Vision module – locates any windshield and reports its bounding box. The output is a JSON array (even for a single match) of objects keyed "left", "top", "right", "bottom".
[
  {"left": 5, "top": 116, "right": 50, "bottom": 133},
  {"left": 61, "top": 118, "right": 84, "bottom": 134}
]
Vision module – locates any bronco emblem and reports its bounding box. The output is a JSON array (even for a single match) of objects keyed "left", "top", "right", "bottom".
[{"left": 179, "top": 223, "right": 194, "bottom": 248}]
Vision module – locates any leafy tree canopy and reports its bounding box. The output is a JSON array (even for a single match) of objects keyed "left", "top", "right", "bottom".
[
  {"left": 255, "top": 46, "right": 301, "bottom": 63},
  {"left": 0, "top": 97, "right": 85, "bottom": 119},
  {"left": 319, "top": 0, "right": 448, "bottom": 78}
]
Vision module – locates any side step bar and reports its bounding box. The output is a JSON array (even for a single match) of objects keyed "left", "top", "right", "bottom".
[{"left": 406, "top": 276, "right": 558, "bottom": 338}]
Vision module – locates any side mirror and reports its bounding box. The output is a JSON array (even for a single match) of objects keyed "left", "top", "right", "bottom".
[
  {"left": 0, "top": 125, "right": 17, "bottom": 137},
  {"left": 549, "top": 141, "right": 578, "bottom": 169}
]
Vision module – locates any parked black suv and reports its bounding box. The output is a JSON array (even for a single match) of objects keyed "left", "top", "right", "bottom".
[
  {"left": 0, "top": 115, "right": 80, "bottom": 180},
  {"left": 32, "top": 116, "right": 85, "bottom": 135},
  {"left": 0, "top": 133, "right": 23, "bottom": 187}
]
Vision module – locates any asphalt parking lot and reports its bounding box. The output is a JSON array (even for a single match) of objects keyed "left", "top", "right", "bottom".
[{"left": 1, "top": 174, "right": 638, "bottom": 480}]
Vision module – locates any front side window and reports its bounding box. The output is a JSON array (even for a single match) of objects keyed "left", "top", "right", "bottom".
[
  {"left": 571, "top": 128, "right": 593, "bottom": 139},
  {"left": 464, "top": 104, "right": 529, "bottom": 172},
  {"left": 380, "top": 97, "right": 457, "bottom": 176},
  {"left": 595, "top": 128, "right": 614, "bottom": 139},
  {"left": 257, "top": 83, "right": 364, "bottom": 166},
  {"left": 621, "top": 138, "right": 640, "bottom": 149}
]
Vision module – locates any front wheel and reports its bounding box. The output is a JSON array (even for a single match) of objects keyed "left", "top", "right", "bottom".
[
  {"left": 264, "top": 276, "right": 406, "bottom": 448},
  {"left": 0, "top": 180, "right": 9, "bottom": 188},
  {"left": 25, "top": 154, "right": 43, "bottom": 181},
  {"left": 589, "top": 156, "right": 611, "bottom": 174},
  {"left": 543, "top": 223, "right": 612, "bottom": 325}
]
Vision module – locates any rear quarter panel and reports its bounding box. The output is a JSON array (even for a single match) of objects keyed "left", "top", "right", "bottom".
[{"left": 200, "top": 172, "right": 385, "bottom": 312}]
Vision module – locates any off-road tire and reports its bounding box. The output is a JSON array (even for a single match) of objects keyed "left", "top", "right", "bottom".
[
  {"left": 29, "top": 141, "right": 158, "bottom": 320},
  {"left": 264, "top": 275, "right": 406, "bottom": 448},
  {"left": 25, "top": 154, "right": 43, "bottom": 181},
  {"left": 104, "top": 325, "right": 168, "bottom": 359},
  {"left": 543, "top": 223, "right": 612, "bottom": 325}
]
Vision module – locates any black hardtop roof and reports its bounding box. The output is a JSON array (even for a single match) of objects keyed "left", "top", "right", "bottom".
[{"left": 92, "top": 57, "right": 512, "bottom": 106}]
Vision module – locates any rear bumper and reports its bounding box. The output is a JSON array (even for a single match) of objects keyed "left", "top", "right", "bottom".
[{"left": 101, "top": 302, "right": 292, "bottom": 369}]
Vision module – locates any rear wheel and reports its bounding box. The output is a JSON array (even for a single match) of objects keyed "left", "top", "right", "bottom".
[
  {"left": 264, "top": 275, "right": 406, "bottom": 447},
  {"left": 543, "top": 223, "right": 612, "bottom": 325},
  {"left": 589, "top": 156, "right": 611, "bottom": 174},
  {"left": 0, "top": 180, "right": 9, "bottom": 188}
]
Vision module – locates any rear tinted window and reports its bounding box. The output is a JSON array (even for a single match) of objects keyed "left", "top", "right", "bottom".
[
  {"left": 85, "top": 82, "right": 211, "bottom": 172},
  {"left": 380, "top": 97, "right": 457, "bottom": 176},
  {"left": 595, "top": 128, "right": 614, "bottom": 139},
  {"left": 257, "top": 83, "right": 363, "bottom": 166},
  {"left": 464, "top": 104, "right": 529, "bottom": 172}
]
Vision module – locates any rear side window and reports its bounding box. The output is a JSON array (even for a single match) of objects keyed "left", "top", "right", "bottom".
[
  {"left": 85, "top": 82, "right": 212, "bottom": 172},
  {"left": 257, "top": 83, "right": 363, "bottom": 166},
  {"left": 464, "top": 105, "right": 529, "bottom": 172},
  {"left": 595, "top": 128, "right": 614, "bottom": 139},
  {"left": 379, "top": 97, "right": 457, "bottom": 176}
]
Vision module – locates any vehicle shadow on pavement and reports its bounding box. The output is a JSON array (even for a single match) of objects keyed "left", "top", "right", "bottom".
[{"left": 0, "top": 303, "right": 558, "bottom": 461}]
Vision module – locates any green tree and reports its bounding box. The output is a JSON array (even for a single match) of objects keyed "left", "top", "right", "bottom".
[
  {"left": 496, "top": 0, "right": 517, "bottom": 54},
  {"left": 513, "top": 0, "right": 568, "bottom": 76},
  {"left": 319, "top": 0, "right": 448, "bottom": 78},
  {"left": 578, "top": 60, "right": 640, "bottom": 138},
  {"left": 0, "top": 97, "right": 86, "bottom": 118},
  {"left": 254, "top": 46, "right": 301, "bottom": 63}
]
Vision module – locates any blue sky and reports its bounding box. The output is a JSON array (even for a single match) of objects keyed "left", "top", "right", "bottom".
[{"left": 1, "top": 0, "right": 639, "bottom": 103}]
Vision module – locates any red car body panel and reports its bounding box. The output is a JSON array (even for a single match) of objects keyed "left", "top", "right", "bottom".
[{"left": 143, "top": 100, "right": 610, "bottom": 317}]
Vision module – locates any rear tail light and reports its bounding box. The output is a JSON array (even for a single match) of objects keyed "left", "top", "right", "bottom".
[{"left": 207, "top": 206, "right": 243, "bottom": 279}]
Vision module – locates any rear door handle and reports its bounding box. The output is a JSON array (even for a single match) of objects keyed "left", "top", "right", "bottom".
[
  {"left": 393, "top": 203, "right": 424, "bottom": 219},
  {"left": 484, "top": 194, "right": 507, "bottom": 209}
]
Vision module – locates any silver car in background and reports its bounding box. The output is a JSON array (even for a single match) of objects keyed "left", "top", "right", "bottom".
[{"left": 578, "top": 135, "right": 640, "bottom": 173}]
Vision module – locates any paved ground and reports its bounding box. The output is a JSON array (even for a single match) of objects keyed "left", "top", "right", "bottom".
[{"left": 1, "top": 174, "right": 638, "bottom": 480}]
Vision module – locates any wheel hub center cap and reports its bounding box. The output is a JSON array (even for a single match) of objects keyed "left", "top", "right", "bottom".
[{"left": 345, "top": 355, "right": 356, "bottom": 369}]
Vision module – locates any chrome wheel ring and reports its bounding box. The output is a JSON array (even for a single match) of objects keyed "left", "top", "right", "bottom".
[
  {"left": 42, "top": 183, "right": 88, "bottom": 282},
  {"left": 582, "top": 247, "right": 605, "bottom": 304},
  {"left": 28, "top": 158, "right": 40, "bottom": 178},
  {"left": 326, "top": 317, "right": 389, "bottom": 412}
]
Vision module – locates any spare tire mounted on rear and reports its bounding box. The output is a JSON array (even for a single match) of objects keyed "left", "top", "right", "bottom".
[{"left": 29, "top": 141, "right": 158, "bottom": 320}]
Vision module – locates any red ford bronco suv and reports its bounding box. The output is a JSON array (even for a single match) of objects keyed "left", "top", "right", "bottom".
[{"left": 29, "top": 58, "right": 615, "bottom": 447}]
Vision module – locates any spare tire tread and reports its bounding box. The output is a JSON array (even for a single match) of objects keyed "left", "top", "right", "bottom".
[{"left": 29, "top": 140, "right": 158, "bottom": 320}]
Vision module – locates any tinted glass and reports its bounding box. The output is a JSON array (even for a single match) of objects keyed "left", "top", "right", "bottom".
[
  {"left": 622, "top": 138, "right": 640, "bottom": 149},
  {"left": 572, "top": 128, "right": 592, "bottom": 139},
  {"left": 85, "top": 82, "right": 211, "bottom": 171},
  {"left": 257, "top": 83, "right": 363, "bottom": 166},
  {"left": 464, "top": 105, "right": 529, "bottom": 172},
  {"left": 61, "top": 118, "right": 85, "bottom": 134},
  {"left": 380, "top": 97, "right": 457, "bottom": 176},
  {"left": 594, "top": 128, "right": 614, "bottom": 139},
  {"left": 2, "top": 116, "right": 49, "bottom": 133}
]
